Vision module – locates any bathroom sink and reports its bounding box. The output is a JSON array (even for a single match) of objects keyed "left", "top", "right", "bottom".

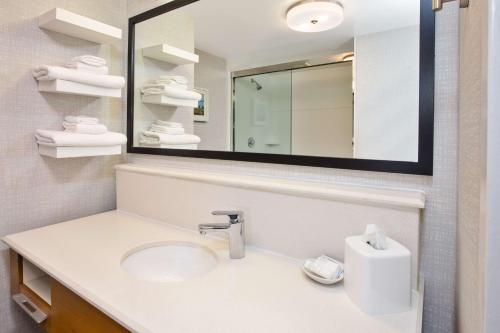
[{"left": 121, "top": 242, "right": 218, "bottom": 282}]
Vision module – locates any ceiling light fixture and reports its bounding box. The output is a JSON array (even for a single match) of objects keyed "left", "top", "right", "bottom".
[{"left": 286, "top": 0, "right": 344, "bottom": 33}]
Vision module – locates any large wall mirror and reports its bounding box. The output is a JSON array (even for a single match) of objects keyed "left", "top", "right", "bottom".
[{"left": 127, "top": 0, "right": 435, "bottom": 175}]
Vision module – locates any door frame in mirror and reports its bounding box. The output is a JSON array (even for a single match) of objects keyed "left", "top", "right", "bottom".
[{"left": 127, "top": 0, "right": 435, "bottom": 175}]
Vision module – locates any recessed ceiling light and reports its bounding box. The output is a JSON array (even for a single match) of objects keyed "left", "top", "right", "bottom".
[{"left": 286, "top": 1, "right": 344, "bottom": 33}]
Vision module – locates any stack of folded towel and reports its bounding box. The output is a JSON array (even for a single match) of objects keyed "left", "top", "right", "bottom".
[
  {"left": 33, "top": 55, "right": 125, "bottom": 90},
  {"left": 35, "top": 116, "right": 127, "bottom": 147},
  {"left": 139, "top": 120, "right": 200, "bottom": 149},
  {"left": 141, "top": 75, "right": 202, "bottom": 101}
]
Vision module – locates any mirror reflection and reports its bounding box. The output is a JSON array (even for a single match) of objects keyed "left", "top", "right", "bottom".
[{"left": 132, "top": 0, "right": 420, "bottom": 162}]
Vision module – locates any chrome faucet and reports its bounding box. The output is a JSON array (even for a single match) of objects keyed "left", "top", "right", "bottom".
[{"left": 198, "top": 211, "right": 245, "bottom": 259}]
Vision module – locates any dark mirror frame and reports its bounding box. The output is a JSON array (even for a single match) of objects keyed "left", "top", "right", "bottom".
[{"left": 127, "top": 0, "right": 435, "bottom": 175}]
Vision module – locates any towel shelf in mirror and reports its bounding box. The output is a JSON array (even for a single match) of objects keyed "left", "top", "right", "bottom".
[
  {"left": 38, "top": 145, "right": 122, "bottom": 158},
  {"left": 142, "top": 95, "right": 198, "bottom": 108},
  {"left": 38, "top": 8, "right": 122, "bottom": 44},
  {"left": 142, "top": 44, "right": 199, "bottom": 65},
  {"left": 38, "top": 80, "right": 122, "bottom": 98}
]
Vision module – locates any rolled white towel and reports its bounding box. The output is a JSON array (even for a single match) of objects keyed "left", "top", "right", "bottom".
[
  {"left": 33, "top": 66, "right": 125, "bottom": 89},
  {"left": 64, "top": 116, "right": 99, "bottom": 125},
  {"left": 150, "top": 124, "right": 185, "bottom": 135},
  {"left": 65, "top": 62, "right": 109, "bottom": 75},
  {"left": 63, "top": 122, "right": 108, "bottom": 135},
  {"left": 35, "top": 130, "right": 127, "bottom": 147},
  {"left": 71, "top": 55, "right": 106, "bottom": 67},
  {"left": 155, "top": 120, "right": 183, "bottom": 128},
  {"left": 141, "top": 85, "right": 202, "bottom": 100},
  {"left": 140, "top": 131, "right": 200, "bottom": 145}
]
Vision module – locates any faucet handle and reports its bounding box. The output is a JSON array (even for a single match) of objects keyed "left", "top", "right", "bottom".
[{"left": 211, "top": 210, "right": 244, "bottom": 223}]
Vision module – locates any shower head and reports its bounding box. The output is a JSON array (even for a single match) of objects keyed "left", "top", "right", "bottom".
[{"left": 250, "top": 78, "right": 262, "bottom": 90}]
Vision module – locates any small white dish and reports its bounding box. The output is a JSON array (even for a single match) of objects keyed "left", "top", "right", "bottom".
[{"left": 302, "top": 256, "right": 344, "bottom": 285}]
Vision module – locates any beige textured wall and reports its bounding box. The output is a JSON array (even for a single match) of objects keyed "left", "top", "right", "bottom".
[
  {"left": 193, "top": 49, "right": 230, "bottom": 151},
  {"left": 457, "top": 0, "right": 489, "bottom": 332},
  {"left": 354, "top": 26, "right": 420, "bottom": 162},
  {"left": 127, "top": 3, "right": 460, "bottom": 333},
  {"left": 0, "top": 1, "right": 126, "bottom": 332}
]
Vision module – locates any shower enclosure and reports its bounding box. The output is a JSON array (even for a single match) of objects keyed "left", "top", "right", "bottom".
[
  {"left": 233, "top": 70, "right": 292, "bottom": 154},
  {"left": 233, "top": 61, "right": 354, "bottom": 157}
]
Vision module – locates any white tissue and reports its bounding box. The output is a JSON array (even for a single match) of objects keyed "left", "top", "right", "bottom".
[
  {"left": 362, "top": 224, "right": 388, "bottom": 250},
  {"left": 304, "top": 255, "right": 342, "bottom": 280}
]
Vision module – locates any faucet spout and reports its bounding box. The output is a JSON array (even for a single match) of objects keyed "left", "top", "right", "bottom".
[
  {"left": 198, "top": 211, "right": 245, "bottom": 259},
  {"left": 198, "top": 223, "right": 231, "bottom": 235}
]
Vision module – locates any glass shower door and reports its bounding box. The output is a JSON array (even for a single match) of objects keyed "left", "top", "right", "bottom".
[{"left": 233, "top": 70, "right": 292, "bottom": 154}]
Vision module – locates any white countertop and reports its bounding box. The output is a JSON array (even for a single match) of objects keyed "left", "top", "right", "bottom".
[{"left": 3, "top": 211, "right": 420, "bottom": 333}]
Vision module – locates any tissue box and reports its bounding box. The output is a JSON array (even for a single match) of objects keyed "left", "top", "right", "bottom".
[{"left": 344, "top": 235, "right": 411, "bottom": 315}]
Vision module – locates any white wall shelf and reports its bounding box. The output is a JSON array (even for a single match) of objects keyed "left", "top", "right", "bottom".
[
  {"left": 23, "top": 259, "right": 52, "bottom": 305},
  {"left": 142, "top": 44, "right": 199, "bottom": 65},
  {"left": 38, "top": 8, "right": 122, "bottom": 45},
  {"left": 24, "top": 276, "right": 52, "bottom": 305},
  {"left": 38, "top": 144, "right": 122, "bottom": 158},
  {"left": 38, "top": 80, "right": 122, "bottom": 98},
  {"left": 142, "top": 95, "right": 199, "bottom": 108}
]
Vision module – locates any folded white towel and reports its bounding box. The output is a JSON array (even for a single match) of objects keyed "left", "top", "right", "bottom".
[
  {"left": 141, "top": 86, "right": 202, "bottom": 100},
  {"left": 150, "top": 124, "right": 185, "bottom": 135},
  {"left": 158, "top": 75, "right": 188, "bottom": 85},
  {"left": 144, "top": 81, "right": 188, "bottom": 91},
  {"left": 65, "top": 62, "right": 109, "bottom": 75},
  {"left": 63, "top": 122, "right": 108, "bottom": 135},
  {"left": 35, "top": 130, "right": 126, "bottom": 147},
  {"left": 155, "top": 120, "right": 183, "bottom": 128},
  {"left": 140, "top": 131, "right": 201, "bottom": 145},
  {"left": 140, "top": 143, "right": 198, "bottom": 150},
  {"left": 64, "top": 116, "right": 99, "bottom": 125},
  {"left": 71, "top": 55, "right": 106, "bottom": 67},
  {"left": 33, "top": 66, "right": 125, "bottom": 89},
  {"left": 304, "top": 256, "right": 342, "bottom": 280}
]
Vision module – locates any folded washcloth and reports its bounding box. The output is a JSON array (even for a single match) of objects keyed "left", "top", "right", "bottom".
[
  {"left": 150, "top": 124, "right": 185, "bottom": 135},
  {"left": 63, "top": 122, "right": 108, "bottom": 135},
  {"left": 304, "top": 255, "right": 342, "bottom": 280},
  {"left": 155, "top": 120, "right": 183, "bottom": 128},
  {"left": 141, "top": 86, "right": 202, "bottom": 100},
  {"left": 71, "top": 55, "right": 106, "bottom": 67},
  {"left": 65, "top": 62, "right": 109, "bottom": 75},
  {"left": 33, "top": 66, "right": 125, "bottom": 89},
  {"left": 144, "top": 81, "right": 188, "bottom": 91},
  {"left": 35, "top": 130, "right": 126, "bottom": 147},
  {"left": 64, "top": 116, "right": 99, "bottom": 125},
  {"left": 140, "top": 131, "right": 200, "bottom": 145}
]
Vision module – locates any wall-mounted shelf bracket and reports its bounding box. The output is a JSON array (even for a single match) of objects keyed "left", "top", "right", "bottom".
[{"left": 432, "top": 0, "right": 469, "bottom": 11}]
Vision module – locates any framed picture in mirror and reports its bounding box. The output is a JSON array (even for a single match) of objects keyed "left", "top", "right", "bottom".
[{"left": 194, "top": 88, "right": 209, "bottom": 122}]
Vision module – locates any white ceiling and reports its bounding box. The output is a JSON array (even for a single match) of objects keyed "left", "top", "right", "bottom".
[{"left": 175, "top": 0, "right": 419, "bottom": 70}]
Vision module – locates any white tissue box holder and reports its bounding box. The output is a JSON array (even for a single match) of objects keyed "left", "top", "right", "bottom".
[{"left": 344, "top": 235, "right": 411, "bottom": 315}]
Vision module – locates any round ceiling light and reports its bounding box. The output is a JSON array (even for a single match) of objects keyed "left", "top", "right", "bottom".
[{"left": 286, "top": 1, "right": 344, "bottom": 33}]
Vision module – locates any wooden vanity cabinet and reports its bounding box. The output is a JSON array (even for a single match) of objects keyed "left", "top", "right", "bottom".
[{"left": 9, "top": 250, "right": 129, "bottom": 333}]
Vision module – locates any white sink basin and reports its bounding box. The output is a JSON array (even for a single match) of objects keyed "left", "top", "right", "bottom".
[{"left": 121, "top": 242, "right": 218, "bottom": 282}]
